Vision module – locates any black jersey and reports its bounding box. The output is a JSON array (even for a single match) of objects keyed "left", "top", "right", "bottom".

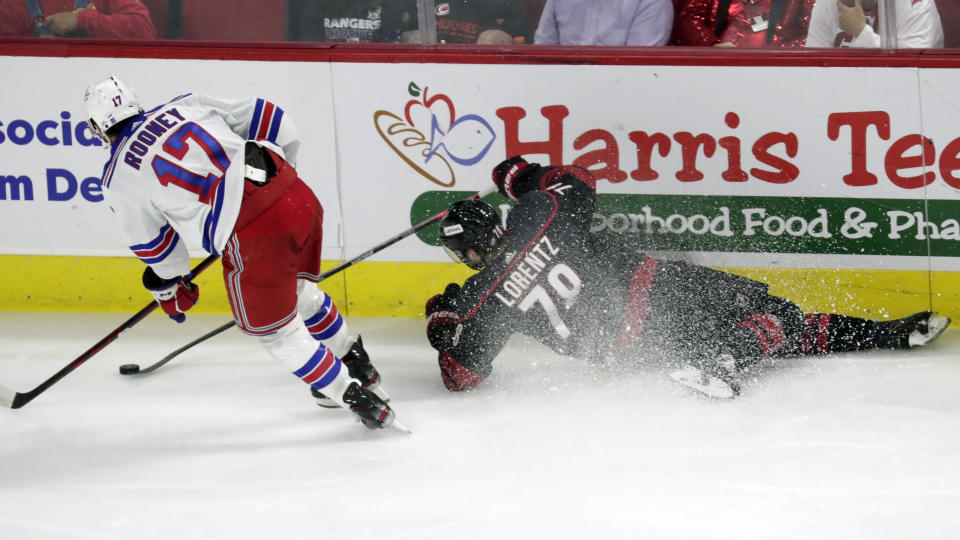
[
  {"left": 439, "top": 165, "right": 647, "bottom": 389},
  {"left": 434, "top": 162, "right": 804, "bottom": 391},
  {"left": 434, "top": 159, "right": 934, "bottom": 393}
]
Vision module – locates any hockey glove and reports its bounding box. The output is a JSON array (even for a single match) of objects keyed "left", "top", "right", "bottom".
[
  {"left": 492, "top": 155, "right": 532, "bottom": 199},
  {"left": 142, "top": 266, "right": 199, "bottom": 323},
  {"left": 426, "top": 283, "right": 461, "bottom": 351}
]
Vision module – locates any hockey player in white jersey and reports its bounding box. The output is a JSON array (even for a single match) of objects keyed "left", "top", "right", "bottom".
[{"left": 83, "top": 76, "right": 397, "bottom": 430}]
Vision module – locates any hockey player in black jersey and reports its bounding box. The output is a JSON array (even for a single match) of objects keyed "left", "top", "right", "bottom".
[{"left": 425, "top": 156, "right": 952, "bottom": 398}]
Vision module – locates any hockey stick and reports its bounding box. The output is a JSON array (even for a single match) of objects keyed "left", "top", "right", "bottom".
[
  {"left": 124, "top": 186, "right": 499, "bottom": 376},
  {"left": 0, "top": 254, "right": 220, "bottom": 409}
]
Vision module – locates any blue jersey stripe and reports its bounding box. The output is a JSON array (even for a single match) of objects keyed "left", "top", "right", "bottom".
[
  {"left": 139, "top": 234, "right": 179, "bottom": 265},
  {"left": 102, "top": 133, "right": 131, "bottom": 188},
  {"left": 202, "top": 178, "right": 226, "bottom": 255},
  {"left": 267, "top": 107, "right": 284, "bottom": 144},
  {"left": 249, "top": 99, "right": 265, "bottom": 140},
  {"left": 131, "top": 224, "right": 173, "bottom": 251}
]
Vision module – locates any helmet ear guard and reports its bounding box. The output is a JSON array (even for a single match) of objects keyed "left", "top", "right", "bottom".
[
  {"left": 439, "top": 199, "right": 509, "bottom": 270},
  {"left": 82, "top": 76, "right": 143, "bottom": 143}
]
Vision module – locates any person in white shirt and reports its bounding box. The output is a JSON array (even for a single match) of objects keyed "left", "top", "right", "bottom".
[{"left": 806, "top": 0, "right": 943, "bottom": 48}]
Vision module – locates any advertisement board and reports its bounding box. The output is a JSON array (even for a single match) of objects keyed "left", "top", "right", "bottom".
[{"left": 0, "top": 47, "right": 957, "bottom": 318}]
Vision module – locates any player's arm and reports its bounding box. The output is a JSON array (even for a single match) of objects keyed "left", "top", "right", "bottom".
[
  {"left": 111, "top": 195, "right": 199, "bottom": 322},
  {"left": 195, "top": 94, "right": 302, "bottom": 166},
  {"left": 425, "top": 283, "right": 502, "bottom": 391},
  {"left": 492, "top": 156, "right": 596, "bottom": 201}
]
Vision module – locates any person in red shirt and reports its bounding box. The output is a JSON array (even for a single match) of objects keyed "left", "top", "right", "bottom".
[
  {"left": 0, "top": 0, "right": 155, "bottom": 39},
  {"left": 672, "top": 0, "right": 813, "bottom": 47}
]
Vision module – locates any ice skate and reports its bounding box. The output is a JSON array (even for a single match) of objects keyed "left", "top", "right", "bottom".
[
  {"left": 907, "top": 313, "right": 951, "bottom": 348},
  {"left": 341, "top": 381, "right": 397, "bottom": 430},
  {"left": 877, "top": 312, "right": 951, "bottom": 349},
  {"left": 670, "top": 354, "right": 741, "bottom": 399},
  {"left": 313, "top": 336, "right": 389, "bottom": 408}
]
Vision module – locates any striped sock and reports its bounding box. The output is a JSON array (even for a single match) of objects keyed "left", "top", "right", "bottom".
[
  {"left": 293, "top": 343, "right": 343, "bottom": 391},
  {"left": 303, "top": 292, "right": 344, "bottom": 341}
]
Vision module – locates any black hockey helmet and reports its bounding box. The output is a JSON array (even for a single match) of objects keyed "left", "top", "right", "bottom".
[{"left": 439, "top": 199, "right": 509, "bottom": 270}]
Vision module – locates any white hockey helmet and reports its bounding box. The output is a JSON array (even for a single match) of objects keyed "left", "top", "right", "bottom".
[{"left": 83, "top": 76, "right": 143, "bottom": 143}]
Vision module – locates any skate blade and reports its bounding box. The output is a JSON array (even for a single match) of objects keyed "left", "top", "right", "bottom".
[
  {"left": 315, "top": 399, "right": 340, "bottom": 409},
  {"left": 909, "top": 315, "right": 951, "bottom": 347},
  {"left": 390, "top": 419, "right": 412, "bottom": 434},
  {"left": 669, "top": 365, "right": 739, "bottom": 400}
]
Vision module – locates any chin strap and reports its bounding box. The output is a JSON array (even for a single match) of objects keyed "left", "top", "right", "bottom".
[{"left": 244, "top": 163, "right": 268, "bottom": 184}]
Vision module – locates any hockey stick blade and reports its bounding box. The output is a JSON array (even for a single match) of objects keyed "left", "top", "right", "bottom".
[
  {"left": 0, "top": 254, "right": 220, "bottom": 409},
  {"left": 0, "top": 384, "right": 16, "bottom": 409},
  {"left": 390, "top": 419, "right": 413, "bottom": 434}
]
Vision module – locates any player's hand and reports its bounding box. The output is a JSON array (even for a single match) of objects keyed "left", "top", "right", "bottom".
[
  {"left": 492, "top": 156, "right": 530, "bottom": 199},
  {"left": 142, "top": 266, "right": 200, "bottom": 323},
  {"left": 837, "top": 0, "right": 866, "bottom": 38},
  {"left": 44, "top": 11, "right": 79, "bottom": 36},
  {"left": 426, "top": 283, "right": 460, "bottom": 351}
]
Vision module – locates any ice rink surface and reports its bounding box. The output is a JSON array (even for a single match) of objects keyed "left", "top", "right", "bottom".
[{"left": 1, "top": 311, "right": 959, "bottom": 540}]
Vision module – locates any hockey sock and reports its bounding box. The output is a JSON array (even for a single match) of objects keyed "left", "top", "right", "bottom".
[
  {"left": 258, "top": 318, "right": 353, "bottom": 407},
  {"left": 796, "top": 313, "right": 889, "bottom": 354},
  {"left": 297, "top": 281, "right": 353, "bottom": 357}
]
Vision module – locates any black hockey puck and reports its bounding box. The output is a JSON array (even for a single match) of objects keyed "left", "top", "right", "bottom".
[{"left": 118, "top": 364, "right": 140, "bottom": 375}]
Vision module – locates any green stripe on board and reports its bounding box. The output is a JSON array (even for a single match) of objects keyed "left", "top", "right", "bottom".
[
  {"left": 413, "top": 192, "right": 960, "bottom": 257},
  {"left": 0, "top": 255, "right": 957, "bottom": 326}
]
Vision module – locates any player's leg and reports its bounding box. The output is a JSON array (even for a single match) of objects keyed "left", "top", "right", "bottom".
[
  {"left": 296, "top": 280, "right": 388, "bottom": 406},
  {"left": 647, "top": 261, "right": 804, "bottom": 398},
  {"left": 668, "top": 294, "right": 805, "bottom": 399},
  {"left": 797, "top": 311, "right": 950, "bottom": 354},
  {"left": 222, "top": 241, "right": 394, "bottom": 429},
  {"left": 256, "top": 316, "right": 394, "bottom": 428},
  {"left": 222, "top": 161, "right": 394, "bottom": 429}
]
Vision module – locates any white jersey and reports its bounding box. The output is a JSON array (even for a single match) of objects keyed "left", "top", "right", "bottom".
[
  {"left": 100, "top": 93, "right": 300, "bottom": 279},
  {"left": 806, "top": 0, "right": 943, "bottom": 48}
]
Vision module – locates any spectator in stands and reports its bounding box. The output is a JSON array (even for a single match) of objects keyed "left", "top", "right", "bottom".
[
  {"left": 287, "top": 0, "right": 383, "bottom": 42},
  {"left": 534, "top": 0, "right": 673, "bottom": 46},
  {"left": 672, "top": 0, "right": 812, "bottom": 47},
  {"left": 380, "top": 0, "right": 529, "bottom": 44},
  {"left": 0, "top": 0, "right": 155, "bottom": 38},
  {"left": 806, "top": 0, "right": 943, "bottom": 48}
]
